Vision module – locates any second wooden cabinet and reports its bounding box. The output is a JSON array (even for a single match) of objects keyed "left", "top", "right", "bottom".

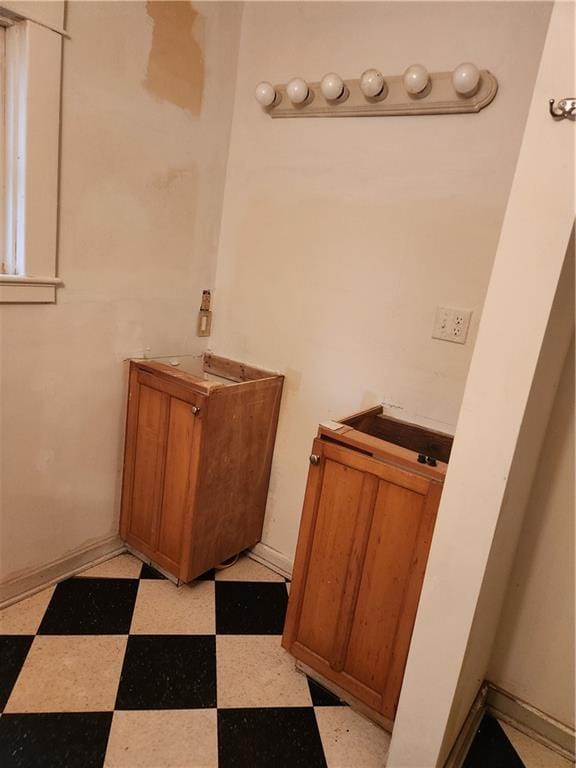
[{"left": 282, "top": 407, "right": 452, "bottom": 728}]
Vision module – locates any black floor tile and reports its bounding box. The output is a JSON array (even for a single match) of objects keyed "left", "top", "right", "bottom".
[
  {"left": 0, "top": 712, "right": 112, "bottom": 768},
  {"left": 218, "top": 707, "right": 327, "bottom": 768},
  {"left": 463, "top": 714, "right": 525, "bottom": 768},
  {"left": 139, "top": 563, "right": 166, "bottom": 580},
  {"left": 215, "top": 581, "right": 288, "bottom": 634},
  {"left": 196, "top": 568, "right": 216, "bottom": 581},
  {"left": 307, "top": 676, "right": 347, "bottom": 707},
  {"left": 115, "top": 634, "right": 217, "bottom": 710},
  {"left": 140, "top": 563, "right": 215, "bottom": 580},
  {"left": 0, "top": 636, "right": 33, "bottom": 711},
  {"left": 37, "top": 577, "right": 139, "bottom": 635}
]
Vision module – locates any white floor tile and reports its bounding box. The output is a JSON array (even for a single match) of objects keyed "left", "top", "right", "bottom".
[
  {"left": 499, "top": 721, "right": 574, "bottom": 768},
  {"left": 315, "top": 706, "right": 391, "bottom": 768}
]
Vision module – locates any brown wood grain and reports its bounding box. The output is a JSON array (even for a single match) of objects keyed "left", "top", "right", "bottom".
[
  {"left": 380, "top": 481, "right": 443, "bottom": 718},
  {"left": 119, "top": 355, "right": 284, "bottom": 583},
  {"left": 318, "top": 425, "right": 448, "bottom": 479},
  {"left": 203, "top": 353, "right": 279, "bottom": 383},
  {"left": 183, "top": 377, "right": 284, "bottom": 580},
  {"left": 283, "top": 430, "right": 444, "bottom": 727},
  {"left": 344, "top": 407, "right": 454, "bottom": 463},
  {"left": 331, "top": 473, "right": 379, "bottom": 672},
  {"left": 156, "top": 397, "right": 197, "bottom": 570},
  {"left": 296, "top": 455, "right": 367, "bottom": 660},
  {"left": 126, "top": 382, "right": 169, "bottom": 551},
  {"left": 119, "top": 363, "right": 141, "bottom": 541},
  {"left": 282, "top": 438, "right": 326, "bottom": 651},
  {"left": 343, "top": 481, "right": 429, "bottom": 713}
]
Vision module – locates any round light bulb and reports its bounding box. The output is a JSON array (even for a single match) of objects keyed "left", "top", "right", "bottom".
[
  {"left": 320, "top": 72, "right": 345, "bottom": 101},
  {"left": 403, "top": 64, "right": 429, "bottom": 95},
  {"left": 286, "top": 77, "right": 309, "bottom": 105},
  {"left": 452, "top": 62, "right": 480, "bottom": 96},
  {"left": 359, "top": 68, "right": 384, "bottom": 98},
  {"left": 255, "top": 81, "right": 277, "bottom": 107}
]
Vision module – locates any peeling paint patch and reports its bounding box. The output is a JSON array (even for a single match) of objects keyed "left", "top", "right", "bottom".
[{"left": 144, "top": 1, "right": 204, "bottom": 115}]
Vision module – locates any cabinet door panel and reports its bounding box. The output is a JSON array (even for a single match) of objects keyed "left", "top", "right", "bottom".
[
  {"left": 284, "top": 439, "right": 441, "bottom": 724},
  {"left": 297, "top": 457, "right": 368, "bottom": 661},
  {"left": 129, "top": 384, "right": 169, "bottom": 549},
  {"left": 343, "top": 482, "right": 426, "bottom": 702},
  {"left": 156, "top": 397, "right": 197, "bottom": 567}
]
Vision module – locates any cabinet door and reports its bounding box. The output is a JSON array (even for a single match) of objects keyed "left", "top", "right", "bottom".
[
  {"left": 120, "top": 368, "right": 202, "bottom": 575},
  {"left": 122, "top": 379, "right": 170, "bottom": 556},
  {"left": 283, "top": 439, "right": 442, "bottom": 722},
  {"left": 154, "top": 396, "right": 198, "bottom": 573}
]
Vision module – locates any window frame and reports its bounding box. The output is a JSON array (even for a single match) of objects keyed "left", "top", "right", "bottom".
[{"left": 0, "top": 14, "right": 63, "bottom": 303}]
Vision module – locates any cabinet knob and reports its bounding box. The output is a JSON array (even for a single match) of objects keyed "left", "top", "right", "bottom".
[
  {"left": 191, "top": 405, "right": 201, "bottom": 416},
  {"left": 309, "top": 454, "right": 320, "bottom": 466}
]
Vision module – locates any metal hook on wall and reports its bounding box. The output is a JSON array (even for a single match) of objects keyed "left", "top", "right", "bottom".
[{"left": 549, "top": 98, "right": 576, "bottom": 119}]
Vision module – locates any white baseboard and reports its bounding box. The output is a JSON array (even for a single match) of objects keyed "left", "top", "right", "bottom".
[
  {"left": 487, "top": 684, "right": 575, "bottom": 761},
  {"left": 248, "top": 542, "right": 293, "bottom": 579},
  {"left": 0, "top": 535, "right": 125, "bottom": 608}
]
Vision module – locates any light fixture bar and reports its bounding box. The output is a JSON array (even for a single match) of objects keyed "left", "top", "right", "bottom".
[{"left": 257, "top": 69, "right": 498, "bottom": 119}]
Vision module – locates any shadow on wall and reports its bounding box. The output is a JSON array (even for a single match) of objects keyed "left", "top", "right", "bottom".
[{"left": 144, "top": 1, "right": 204, "bottom": 114}]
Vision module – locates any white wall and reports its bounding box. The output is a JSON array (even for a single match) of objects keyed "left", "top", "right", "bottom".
[
  {"left": 389, "top": 2, "right": 574, "bottom": 760},
  {"left": 0, "top": 1, "right": 242, "bottom": 584},
  {"left": 489, "top": 337, "right": 575, "bottom": 727},
  {"left": 212, "top": 1, "right": 552, "bottom": 561}
]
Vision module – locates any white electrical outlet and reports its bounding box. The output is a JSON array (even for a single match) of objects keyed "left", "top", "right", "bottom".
[{"left": 432, "top": 307, "right": 472, "bottom": 344}]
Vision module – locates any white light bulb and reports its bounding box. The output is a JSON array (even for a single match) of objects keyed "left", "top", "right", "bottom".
[
  {"left": 403, "top": 64, "right": 429, "bottom": 95},
  {"left": 255, "top": 81, "right": 276, "bottom": 107},
  {"left": 452, "top": 63, "right": 480, "bottom": 96},
  {"left": 320, "top": 72, "right": 345, "bottom": 101},
  {"left": 286, "top": 77, "right": 309, "bottom": 105},
  {"left": 360, "top": 68, "right": 385, "bottom": 98}
]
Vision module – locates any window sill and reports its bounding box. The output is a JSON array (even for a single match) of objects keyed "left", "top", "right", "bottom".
[{"left": 0, "top": 275, "right": 62, "bottom": 303}]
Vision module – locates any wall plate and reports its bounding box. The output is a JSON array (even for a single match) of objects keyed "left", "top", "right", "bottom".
[{"left": 432, "top": 307, "right": 472, "bottom": 344}]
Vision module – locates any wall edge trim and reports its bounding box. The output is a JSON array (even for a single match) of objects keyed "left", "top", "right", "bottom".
[
  {"left": 486, "top": 683, "right": 575, "bottom": 761},
  {"left": 247, "top": 542, "right": 293, "bottom": 579},
  {"left": 0, "top": 535, "right": 124, "bottom": 607}
]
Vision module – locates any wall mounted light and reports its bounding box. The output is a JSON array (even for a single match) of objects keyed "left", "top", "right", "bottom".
[
  {"left": 452, "top": 62, "right": 480, "bottom": 96},
  {"left": 255, "top": 66, "right": 497, "bottom": 118},
  {"left": 286, "top": 77, "right": 309, "bottom": 104},
  {"left": 255, "top": 81, "right": 277, "bottom": 107},
  {"left": 359, "top": 68, "right": 385, "bottom": 98},
  {"left": 403, "top": 64, "right": 429, "bottom": 95},
  {"left": 320, "top": 72, "right": 345, "bottom": 101}
]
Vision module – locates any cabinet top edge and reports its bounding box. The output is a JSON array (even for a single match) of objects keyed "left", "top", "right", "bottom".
[
  {"left": 317, "top": 405, "right": 452, "bottom": 479},
  {"left": 129, "top": 353, "right": 283, "bottom": 394}
]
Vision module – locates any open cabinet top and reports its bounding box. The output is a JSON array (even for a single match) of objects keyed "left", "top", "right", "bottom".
[
  {"left": 318, "top": 405, "right": 454, "bottom": 480},
  {"left": 131, "top": 352, "right": 283, "bottom": 395}
]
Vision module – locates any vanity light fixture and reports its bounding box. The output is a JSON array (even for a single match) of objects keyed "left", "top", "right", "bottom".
[
  {"left": 452, "top": 62, "right": 480, "bottom": 96},
  {"left": 286, "top": 77, "right": 309, "bottom": 104},
  {"left": 359, "top": 68, "right": 385, "bottom": 98},
  {"left": 403, "top": 64, "right": 429, "bottom": 95},
  {"left": 320, "top": 72, "right": 345, "bottom": 101},
  {"left": 255, "top": 81, "right": 277, "bottom": 107},
  {"left": 255, "top": 66, "right": 497, "bottom": 118}
]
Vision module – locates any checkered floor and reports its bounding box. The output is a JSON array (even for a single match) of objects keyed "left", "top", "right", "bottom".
[
  {"left": 464, "top": 714, "right": 573, "bottom": 768},
  {"left": 0, "top": 553, "right": 390, "bottom": 767}
]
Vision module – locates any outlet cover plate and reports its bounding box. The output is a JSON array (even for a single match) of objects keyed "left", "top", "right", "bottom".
[{"left": 432, "top": 307, "right": 472, "bottom": 344}]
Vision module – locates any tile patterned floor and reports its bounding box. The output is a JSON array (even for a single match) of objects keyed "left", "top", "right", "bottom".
[
  {"left": 0, "top": 553, "right": 391, "bottom": 767},
  {"left": 463, "top": 713, "right": 574, "bottom": 768}
]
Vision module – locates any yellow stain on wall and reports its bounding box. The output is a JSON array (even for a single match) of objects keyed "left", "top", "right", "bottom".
[{"left": 144, "top": 1, "right": 204, "bottom": 115}]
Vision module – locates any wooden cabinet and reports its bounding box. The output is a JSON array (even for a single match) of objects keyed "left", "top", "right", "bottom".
[
  {"left": 120, "top": 353, "right": 283, "bottom": 582},
  {"left": 282, "top": 407, "right": 453, "bottom": 729}
]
